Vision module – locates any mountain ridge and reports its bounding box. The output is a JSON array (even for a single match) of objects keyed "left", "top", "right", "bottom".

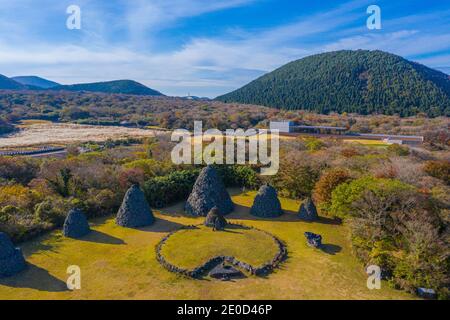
[
  {"left": 52, "top": 79, "right": 164, "bottom": 96},
  {"left": 12, "top": 76, "right": 60, "bottom": 89},
  {"left": 216, "top": 50, "right": 450, "bottom": 117},
  {"left": 0, "top": 74, "right": 28, "bottom": 90},
  {"left": 0, "top": 76, "right": 164, "bottom": 96}
]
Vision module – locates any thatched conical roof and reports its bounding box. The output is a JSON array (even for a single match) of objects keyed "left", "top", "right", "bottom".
[
  {"left": 63, "top": 208, "right": 91, "bottom": 239},
  {"left": 204, "top": 207, "right": 227, "bottom": 230},
  {"left": 116, "top": 184, "right": 155, "bottom": 228},
  {"left": 0, "top": 232, "right": 27, "bottom": 278},
  {"left": 298, "top": 197, "right": 318, "bottom": 221},
  {"left": 250, "top": 185, "right": 283, "bottom": 218},
  {"left": 185, "top": 166, "right": 234, "bottom": 217}
]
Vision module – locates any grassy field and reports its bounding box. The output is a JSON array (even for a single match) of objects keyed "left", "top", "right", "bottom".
[
  {"left": 160, "top": 224, "right": 279, "bottom": 270},
  {"left": 344, "top": 139, "right": 389, "bottom": 148},
  {"left": 0, "top": 190, "right": 415, "bottom": 300},
  {"left": 0, "top": 121, "right": 161, "bottom": 148}
]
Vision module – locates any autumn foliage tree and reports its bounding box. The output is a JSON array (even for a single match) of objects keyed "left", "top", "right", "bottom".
[
  {"left": 423, "top": 160, "right": 450, "bottom": 185},
  {"left": 313, "top": 168, "right": 351, "bottom": 215}
]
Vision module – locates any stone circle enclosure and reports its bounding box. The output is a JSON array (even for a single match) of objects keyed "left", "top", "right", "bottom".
[{"left": 156, "top": 224, "right": 287, "bottom": 279}]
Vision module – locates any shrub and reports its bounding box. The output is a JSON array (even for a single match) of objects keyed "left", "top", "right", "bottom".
[
  {"left": 0, "top": 205, "right": 27, "bottom": 223},
  {"left": 341, "top": 179, "right": 448, "bottom": 297},
  {"left": 123, "top": 159, "right": 171, "bottom": 179},
  {"left": 304, "top": 137, "right": 325, "bottom": 152},
  {"left": 85, "top": 188, "right": 121, "bottom": 217},
  {"left": 0, "top": 184, "right": 41, "bottom": 210},
  {"left": 340, "top": 148, "right": 360, "bottom": 158},
  {"left": 330, "top": 176, "right": 414, "bottom": 219},
  {"left": 143, "top": 169, "right": 200, "bottom": 208},
  {"left": 0, "top": 157, "right": 39, "bottom": 184},
  {"left": 142, "top": 165, "right": 261, "bottom": 208},
  {"left": 34, "top": 198, "right": 69, "bottom": 225},
  {"left": 118, "top": 168, "right": 145, "bottom": 188},
  {"left": 46, "top": 168, "right": 73, "bottom": 197},
  {"left": 274, "top": 160, "right": 320, "bottom": 199},
  {"left": 423, "top": 160, "right": 450, "bottom": 185},
  {"left": 313, "top": 168, "right": 351, "bottom": 215},
  {"left": 214, "top": 165, "right": 261, "bottom": 189},
  {"left": 387, "top": 143, "right": 410, "bottom": 156}
]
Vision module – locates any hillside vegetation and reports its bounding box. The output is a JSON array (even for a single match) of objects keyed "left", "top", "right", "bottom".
[
  {"left": 0, "top": 130, "right": 448, "bottom": 298},
  {"left": 12, "top": 76, "right": 60, "bottom": 89},
  {"left": 217, "top": 50, "right": 450, "bottom": 117},
  {"left": 0, "top": 76, "right": 163, "bottom": 96},
  {"left": 0, "top": 75, "right": 29, "bottom": 90},
  {"left": 53, "top": 80, "right": 164, "bottom": 96}
]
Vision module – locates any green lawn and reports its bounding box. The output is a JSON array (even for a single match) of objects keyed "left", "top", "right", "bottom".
[
  {"left": 160, "top": 224, "right": 279, "bottom": 270},
  {"left": 344, "top": 139, "right": 389, "bottom": 148},
  {"left": 0, "top": 190, "right": 415, "bottom": 300}
]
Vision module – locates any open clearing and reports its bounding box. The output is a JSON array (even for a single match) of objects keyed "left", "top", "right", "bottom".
[
  {"left": 344, "top": 139, "right": 389, "bottom": 147},
  {"left": 0, "top": 190, "right": 415, "bottom": 300},
  {"left": 0, "top": 121, "right": 162, "bottom": 148}
]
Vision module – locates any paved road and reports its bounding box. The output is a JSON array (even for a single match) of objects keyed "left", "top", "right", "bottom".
[
  {"left": 28, "top": 149, "right": 68, "bottom": 158},
  {"left": 0, "top": 147, "right": 67, "bottom": 158}
]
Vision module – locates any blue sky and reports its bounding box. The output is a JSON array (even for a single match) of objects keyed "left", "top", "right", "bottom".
[{"left": 0, "top": 0, "right": 449, "bottom": 97}]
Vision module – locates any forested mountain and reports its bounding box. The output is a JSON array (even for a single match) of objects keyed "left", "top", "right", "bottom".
[
  {"left": 0, "top": 74, "right": 28, "bottom": 90},
  {"left": 12, "top": 76, "right": 60, "bottom": 89},
  {"left": 1, "top": 76, "right": 163, "bottom": 96},
  {"left": 217, "top": 50, "right": 450, "bottom": 116},
  {"left": 53, "top": 80, "right": 164, "bottom": 96}
]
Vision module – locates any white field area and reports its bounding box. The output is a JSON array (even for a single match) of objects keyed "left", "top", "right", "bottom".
[{"left": 0, "top": 121, "right": 163, "bottom": 148}]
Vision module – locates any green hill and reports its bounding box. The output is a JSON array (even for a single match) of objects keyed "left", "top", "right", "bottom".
[
  {"left": 0, "top": 74, "right": 28, "bottom": 90},
  {"left": 53, "top": 80, "right": 164, "bottom": 96},
  {"left": 12, "top": 76, "right": 60, "bottom": 89},
  {"left": 217, "top": 50, "right": 450, "bottom": 116}
]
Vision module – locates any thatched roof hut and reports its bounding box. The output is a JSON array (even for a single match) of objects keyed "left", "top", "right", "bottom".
[
  {"left": 185, "top": 166, "right": 234, "bottom": 217},
  {"left": 63, "top": 208, "right": 91, "bottom": 239},
  {"left": 116, "top": 184, "right": 155, "bottom": 228},
  {"left": 250, "top": 185, "right": 283, "bottom": 218},
  {"left": 298, "top": 197, "right": 319, "bottom": 221},
  {"left": 204, "top": 207, "right": 227, "bottom": 230},
  {"left": 0, "top": 232, "right": 27, "bottom": 278}
]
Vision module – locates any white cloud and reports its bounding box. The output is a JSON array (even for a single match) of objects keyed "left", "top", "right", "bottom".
[
  {"left": 0, "top": 0, "right": 448, "bottom": 97},
  {"left": 123, "top": 0, "right": 255, "bottom": 44}
]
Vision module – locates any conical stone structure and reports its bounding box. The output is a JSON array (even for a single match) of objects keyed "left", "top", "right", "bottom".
[
  {"left": 116, "top": 184, "right": 155, "bottom": 228},
  {"left": 204, "top": 207, "right": 227, "bottom": 230},
  {"left": 185, "top": 166, "right": 234, "bottom": 217},
  {"left": 63, "top": 208, "right": 91, "bottom": 238},
  {"left": 298, "top": 197, "right": 319, "bottom": 221},
  {"left": 250, "top": 185, "right": 283, "bottom": 218},
  {"left": 0, "top": 232, "right": 27, "bottom": 278}
]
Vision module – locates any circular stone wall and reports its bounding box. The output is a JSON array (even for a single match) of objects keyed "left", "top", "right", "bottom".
[{"left": 156, "top": 224, "right": 287, "bottom": 278}]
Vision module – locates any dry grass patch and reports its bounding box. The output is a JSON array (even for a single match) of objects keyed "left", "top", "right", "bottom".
[{"left": 0, "top": 122, "right": 161, "bottom": 148}]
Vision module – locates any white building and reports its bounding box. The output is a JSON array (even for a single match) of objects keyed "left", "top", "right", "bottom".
[{"left": 269, "top": 121, "right": 295, "bottom": 133}]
